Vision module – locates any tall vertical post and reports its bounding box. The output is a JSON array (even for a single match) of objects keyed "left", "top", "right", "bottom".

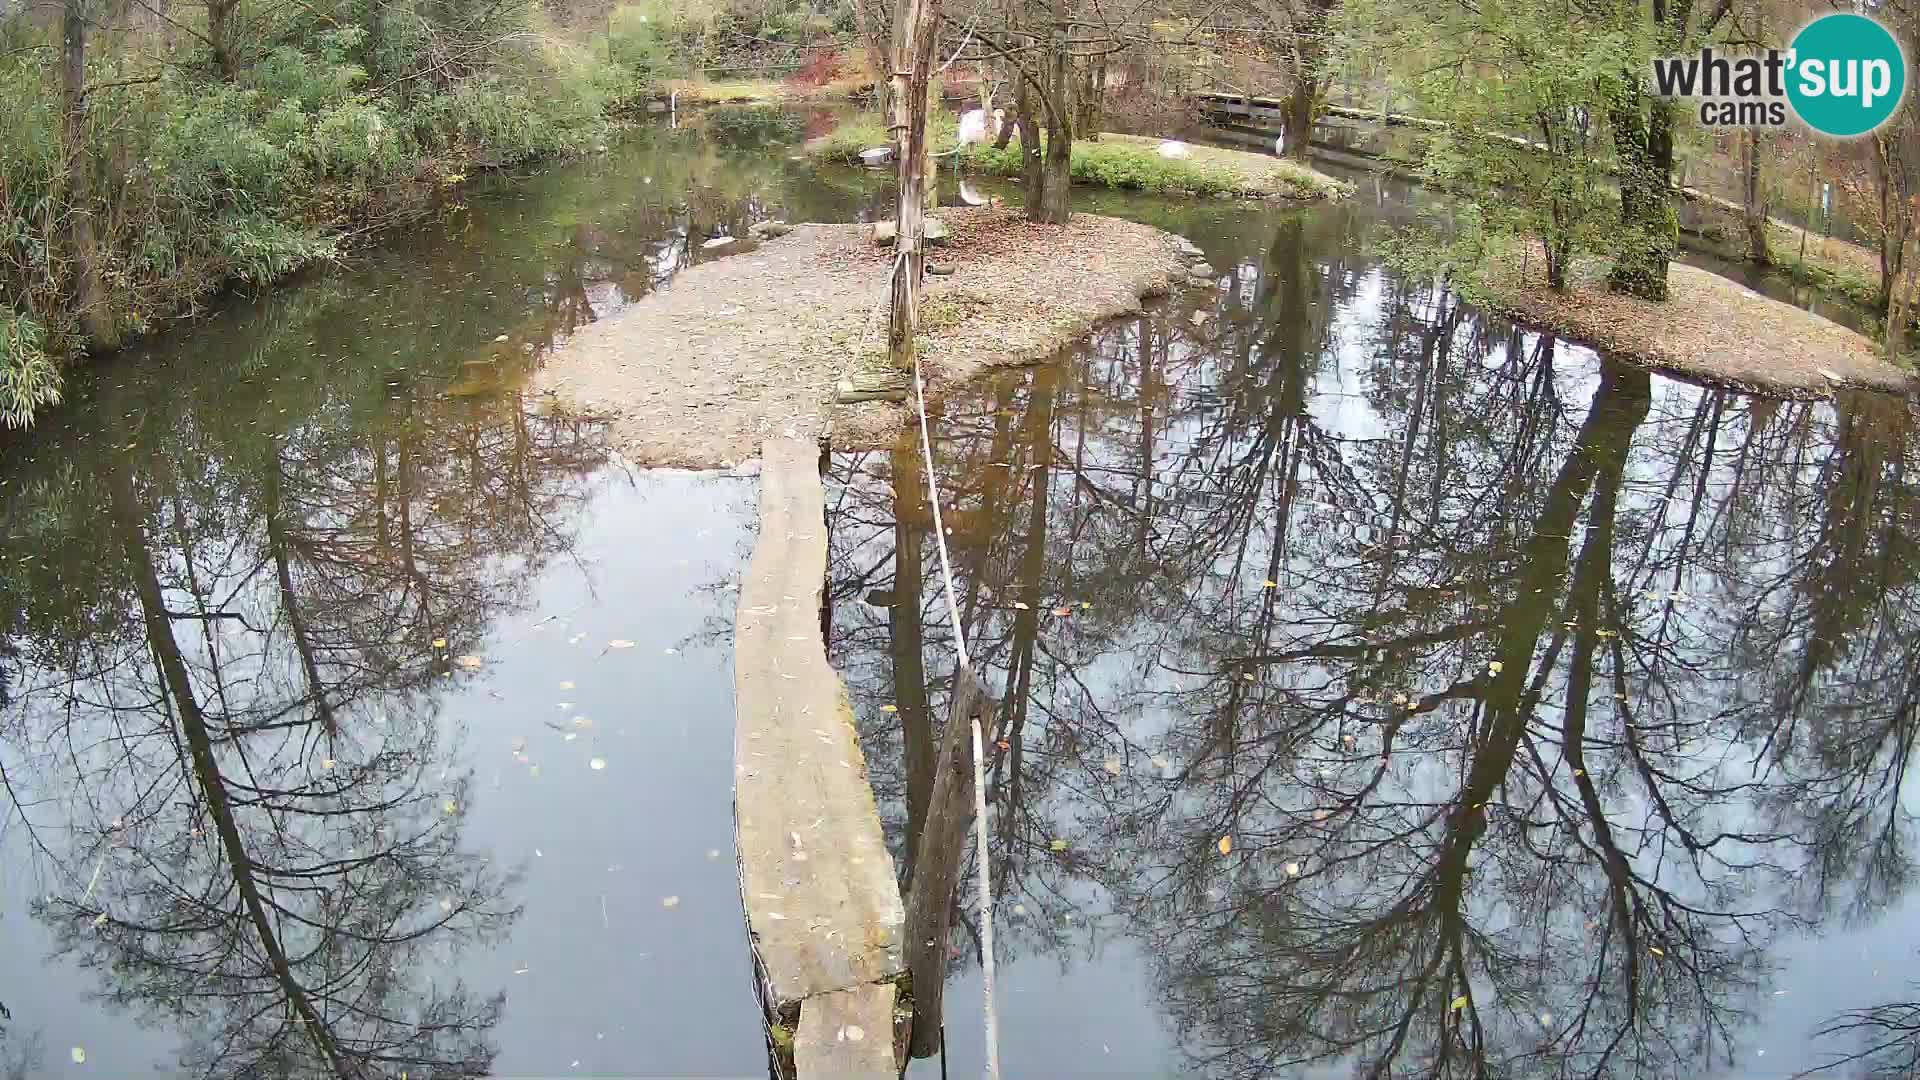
[{"left": 886, "top": 0, "right": 942, "bottom": 371}]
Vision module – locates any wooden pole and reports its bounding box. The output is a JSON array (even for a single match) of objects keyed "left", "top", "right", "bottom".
[
  {"left": 902, "top": 664, "right": 994, "bottom": 1059},
  {"left": 886, "top": 0, "right": 942, "bottom": 371}
]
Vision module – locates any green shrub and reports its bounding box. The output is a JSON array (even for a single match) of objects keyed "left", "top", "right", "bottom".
[
  {"left": 0, "top": 0, "right": 627, "bottom": 428},
  {"left": 0, "top": 313, "right": 58, "bottom": 429}
]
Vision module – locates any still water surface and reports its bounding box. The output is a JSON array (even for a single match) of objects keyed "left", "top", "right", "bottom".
[{"left": 2, "top": 109, "right": 1917, "bottom": 1079}]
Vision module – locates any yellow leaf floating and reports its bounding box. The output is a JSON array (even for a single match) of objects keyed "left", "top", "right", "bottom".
[
  {"left": 455, "top": 655, "right": 483, "bottom": 670},
  {"left": 880, "top": 704, "right": 898, "bottom": 713},
  {"left": 1487, "top": 661, "right": 1504, "bottom": 674},
  {"left": 1649, "top": 945, "right": 1665, "bottom": 956},
  {"left": 1450, "top": 995, "right": 1469, "bottom": 1011},
  {"left": 431, "top": 638, "right": 448, "bottom": 649},
  {"left": 1049, "top": 839, "right": 1068, "bottom": 852},
  {"left": 1262, "top": 580, "right": 1278, "bottom": 588},
  {"left": 1217, "top": 835, "right": 1233, "bottom": 855}
]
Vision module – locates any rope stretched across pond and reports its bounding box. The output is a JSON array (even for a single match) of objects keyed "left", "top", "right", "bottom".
[{"left": 860, "top": 245, "right": 1002, "bottom": 1078}]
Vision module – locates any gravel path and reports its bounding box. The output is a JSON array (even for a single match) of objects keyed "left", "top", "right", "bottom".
[{"left": 533, "top": 209, "right": 1182, "bottom": 467}]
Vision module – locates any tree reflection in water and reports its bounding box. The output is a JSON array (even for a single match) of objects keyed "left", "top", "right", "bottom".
[
  {"left": 0, "top": 381, "right": 605, "bottom": 1077},
  {"left": 827, "top": 209, "right": 1920, "bottom": 1078}
]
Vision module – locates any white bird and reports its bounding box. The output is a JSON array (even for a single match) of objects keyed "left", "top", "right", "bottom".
[
  {"left": 1157, "top": 140, "right": 1191, "bottom": 159},
  {"left": 958, "top": 179, "right": 991, "bottom": 206},
  {"left": 957, "top": 107, "right": 1005, "bottom": 147},
  {"left": 1274, "top": 132, "right": 1286, "bottom": 156}
]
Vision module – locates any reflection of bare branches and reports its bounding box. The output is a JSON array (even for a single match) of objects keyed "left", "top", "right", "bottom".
[
  {"left": 2, "top": 378, "right": 607, "bottom": 1077},
  {"left": 820, "top": 198, "right": 1920, "bottom": 1079}
]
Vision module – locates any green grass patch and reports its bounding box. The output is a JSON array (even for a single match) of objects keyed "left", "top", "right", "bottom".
[{"left": 805, "top": 121, "right": 1347, "bottom": 201}]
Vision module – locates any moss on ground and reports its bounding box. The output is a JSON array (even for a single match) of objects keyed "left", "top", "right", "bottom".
[{"left": 806, "top": 120, "right": 1349, "bottom": 201}]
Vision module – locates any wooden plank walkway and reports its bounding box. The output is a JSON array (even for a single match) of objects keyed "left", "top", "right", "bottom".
[{"left": 734, "top": 437, "right": 905, "bottom": 1074}]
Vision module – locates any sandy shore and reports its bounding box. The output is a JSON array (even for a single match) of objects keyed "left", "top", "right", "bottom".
[{"left": 532, "top": 208, "right": 1183, "bottom": 467}]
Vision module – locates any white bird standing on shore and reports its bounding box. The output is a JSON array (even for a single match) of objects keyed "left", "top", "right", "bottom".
[{"left": 956, "top": 108, "right": 1005, "bottom": 149}]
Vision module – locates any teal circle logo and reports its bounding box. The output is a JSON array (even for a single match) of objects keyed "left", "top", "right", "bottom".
[{"left": 1787, "top": 13, "right": 1907, "bottom": 137}]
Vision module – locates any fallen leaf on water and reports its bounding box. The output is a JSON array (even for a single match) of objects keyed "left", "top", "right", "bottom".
[
  {"left": 1312, "top": 809, "right": 1330, "bottom": 822},
  {"left": 1080, "top": 602, "right": 1091, "bottom": 609},
  {"left": 565, "top": 732, "right": 578, "bottom": 742},
  {"left": 997, "top": 739, "right": 1010, "bottom": 750},
  {"left": 1450, "top": 995, "right": 1469, "bottom": 1011},
  {"left": 439, "top": 898, "right": 453, "bottom": 912},
  {"left": 608, "top": 639, "right": 636, "bottom": 649},
  {"left": 92, "top": 912, "right": 107, "bottom": 926},
  {"left": 589, "top": 758, "right": 606, "bottom": 771},
  {"left": 71, "top": 1048, "right": 86, "bottom": 1065},
  {"left": 573, "top": 717, "right": 592, "bottom": 729},
  {"left": 1488, "top": 661, "right": 1504, "bottom": 674},
  {"left": 559, "top": 680, "right": 575, "bottom": 690},
  {"left": 1393, "top": 692, "right": 1410, "bottom": 706},
  {"left": 1539, "top": 1012, "right": 1554, "bottom": 1025},
  {"left": 321, "top": 758, "right": 336, "bottom": 770},
  {"left": 1286, "top": 861, "right": 1302, "bottom": 876},
  {"left": 443, "top": 799, "right": 458, "bottom": 814},
  {"left": 1013, "top": 601, "right": 1030, "bottom": 610},
  {"left": 1217, "top": 835, "right": 1233, "bottom": 855},
  {"left": 1262, "top": 580, "right": 1277, "bottom": 588},
  {"left": 432, "top": 638, "right": 448, "bottom": 649},
  {"left": 1151, "top": 754, "right": 1171, "bottom": 770},
  {"left": 455, "top": 655, "right": 483, "bottom": 669},
  {"left": 1103, "top": 759, "right": 1123, "bottom": 776},
  {"left": 1649, "top": 946, "right": 1665, "bottom": 956},
  {"left": 1573, "top": 769, "right": 1586, "bottom": 777},
  {"left": 661, "top": 895, "right": 680, "bottom": 908},
  {"left": 513, "top": 964, "right": 529, "bottom": 975},
  {"left": 880, "top": 704, "right": 898, "bottom": 713},
  {"left": 1053, "top": 606, "right": 1072, "bottom": 616},
  {"left": 1049, "top": 839, "right": 1069, "bottom": 852}
]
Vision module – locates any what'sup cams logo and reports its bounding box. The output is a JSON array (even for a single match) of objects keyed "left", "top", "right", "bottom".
[{"left": 1652, "top": 12, "right": 1908, "bottom": 137}]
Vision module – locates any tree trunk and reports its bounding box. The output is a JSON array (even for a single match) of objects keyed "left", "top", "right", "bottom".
[
  {"left": 884, "top": 0, "right": 941, "bottom": 370},
  {"left": 1031, "top": 18, "right": 1072, "bottom": 225},
  {"left": 1741, "top": 129, "right": 1770, "bottom": 265},
  {"left": 1281, "top": 0, "right": 1336, "bottom": 161},
  {"left": 1874, "top": 131, "right": 1910, "bottom": 316},
  {"left": 852, "top": 0, "right": 891, "bottom": 116},
  {"left": 920, "top": 62, "right": 936, "bottom": 212},
  {"left": 1886, "top": 212, "right": 1919, "bottom": 363},
  {"left": 1075, "top": 57, "right": 1104, "bottom": 141},
  {"left": 208, "top": 0, "right": 238, "bottom": 79},
  {"left": 61, "top": 0, "right": 116, "bottom": 350},
  {"left": 902, "top": 665, "right": 994, "bottom": 1060},
  {"left": 1015, "top": 80, "right": 1043, "bottom": 214},
  {"left": 1605, "top": 86, "right": 1676, "bottom": 301}
]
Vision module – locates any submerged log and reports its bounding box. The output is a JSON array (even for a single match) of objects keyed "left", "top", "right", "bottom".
[{"left": 902, "top": 663, "right": 995, "bottom": 1059}]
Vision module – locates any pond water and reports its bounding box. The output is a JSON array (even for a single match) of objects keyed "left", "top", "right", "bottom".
[{"left": 1, "top": 107, "right": 1917, "bottom": 1080}]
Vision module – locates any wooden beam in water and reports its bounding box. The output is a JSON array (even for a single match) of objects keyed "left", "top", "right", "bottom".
[{"left": 735, "top": 437, "right": 905, "bottom": 1074}]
